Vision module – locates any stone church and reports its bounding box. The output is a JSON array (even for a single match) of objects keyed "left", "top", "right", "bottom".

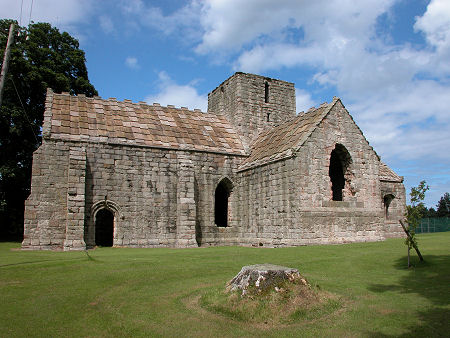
[{"left": 22, "top": 72, "right": 405, "bottom": 250}]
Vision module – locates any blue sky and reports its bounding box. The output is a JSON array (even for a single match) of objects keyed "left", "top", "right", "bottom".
[{"left": 2, "top": 0, "right": 449, "bottom": 207}]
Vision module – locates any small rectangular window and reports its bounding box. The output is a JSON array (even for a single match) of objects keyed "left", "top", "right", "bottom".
[{"left": 264, "top": 82, "right": 269, "bottom": 103}]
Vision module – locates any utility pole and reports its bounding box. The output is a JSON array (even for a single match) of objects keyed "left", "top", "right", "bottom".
[{"left": 0, "top": 23, "right": 15, "bottom": 107}]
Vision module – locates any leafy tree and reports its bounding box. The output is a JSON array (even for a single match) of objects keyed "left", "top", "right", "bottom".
[
  {"left": 436, "top": 192, "right": 450, "bottom": 217},
  {"left": 404, "top": 180, "right": 429, "bottom": 267},
  {"left": 0, "top": 20, "right": 97, "bottom": 240},
  {"left": 425, "top": 207, "right": 437, "bottom": 218}
]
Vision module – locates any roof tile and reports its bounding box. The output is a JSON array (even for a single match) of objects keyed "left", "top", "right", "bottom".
[
  {"left": 238, "top": 101, "right": 336, "bottom": 171},
  {"left": 47, "top": 92, "right": 246, "bottom": 155},
  {"left": 379, "top": 162, "right": 403, "bottom": 182}
]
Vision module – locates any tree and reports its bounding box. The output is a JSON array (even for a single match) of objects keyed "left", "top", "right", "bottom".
[
  {"left": 436, "top": 192, "right": 450, "bottom": 217},
  {"left": 403, "top": 180, "right": 429, "bottom": 267},
  {"left": 0, "top": 20, "right": 97, "bottom": 240},
  {"left": 425, "top": 207, "right": 437, "bottom": 218}
]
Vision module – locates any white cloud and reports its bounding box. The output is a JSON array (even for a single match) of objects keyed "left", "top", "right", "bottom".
[
  {"left": 119, "top": 0, "right": 202, "bottom": 40},
  {"left": 295, "top": 88, "right": 315, "bottom": 113},
  {"left": 350, "top": 80, "right": 450, "bottom": 161},
  {"left": 234, "top": 43, "right": 317, "bottom": 73},
  {"left": 196, "top": 0, "right": 394, "bottom": 54},
  {"left": 414, "top": 0, "right": 450, "bottom": 49},
  {"left": 413, "top": 0, "right": 450, "bottom": 75},
  {"left": 0, "top": 0, "right": 94, "bottom": 28},
  {"left": 196, "top": 0, "right": 297, "bottom": 54},
  {"left": 99, "top": 15, "right": 114, "bottom": 34},
  {"left": 125, "top": 56, "right": 139, "bottom": 69},
  {"left": 145, "top": 72, "right": 207, "bottom": 111}
]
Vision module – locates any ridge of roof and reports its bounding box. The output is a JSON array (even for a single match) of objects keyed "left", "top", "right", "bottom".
[
  {"left": 45, "top": 90, "right": 247, "bottom": 155},
  {"left": 237, "top": 98, "right": 339, "bottom": 172}
]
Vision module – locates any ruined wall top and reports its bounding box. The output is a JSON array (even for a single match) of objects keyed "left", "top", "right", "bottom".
[{"left": 208, "top": 72, "right": 296, "bottom": 144}]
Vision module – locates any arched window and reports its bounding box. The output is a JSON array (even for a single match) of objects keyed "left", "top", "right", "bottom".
[
  {"left": 95, "top": 208, "right": 114, "bottom": 247},
  {"left": 215, "top": 178, "right": 233, "bottom": 227},
  {"left": 329, "top": 144, "right": 352, "bottom": 201},
  {"left": 384, "top": 194, "right": 395, "bottom": 219}
]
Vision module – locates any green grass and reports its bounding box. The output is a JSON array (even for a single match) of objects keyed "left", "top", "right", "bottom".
[
  {"left": 200, "top": 281, "right": 341, "bottom": 325},
  {"left": 1, "top": 233, "right": 449, "bottom": 337}
]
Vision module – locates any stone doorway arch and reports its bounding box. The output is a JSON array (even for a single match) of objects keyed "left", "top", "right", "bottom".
[{"left": 89, "top": 199, "right": 121, "bottom": 247}]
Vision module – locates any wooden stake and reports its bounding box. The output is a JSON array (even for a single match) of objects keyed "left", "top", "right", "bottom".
[
  {"left": 399, "top": 219, "right": 424, "bottom": 262},
  {"left": 408, "top": 247, "right": 410, "bottom": 268}
]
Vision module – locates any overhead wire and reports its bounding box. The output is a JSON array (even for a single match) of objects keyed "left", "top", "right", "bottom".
[
  {"left": 10, "top": 77, "right": 39, "bottom": 144},
  {"left": 19, "top": 0, "right": 24, "bottom": 26},
  {"left": 28, "top": 0, "right": 34, "bottom": 26}
]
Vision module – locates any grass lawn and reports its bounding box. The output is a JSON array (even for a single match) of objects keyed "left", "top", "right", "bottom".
[{"left": 1, "top": 233, "right": 449, "bottom": 337}]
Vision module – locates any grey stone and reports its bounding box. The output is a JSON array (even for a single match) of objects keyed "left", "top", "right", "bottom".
[{"left": 227, "top": 264, "right": 307, "bottom": 296}]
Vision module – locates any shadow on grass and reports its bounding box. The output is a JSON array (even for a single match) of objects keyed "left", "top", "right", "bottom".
[
  {"left": 0, "top": 250, "right": 98, "bottom": 267},
  {"left": 368, "top": 254, "right": 450, "bottom": 337}
]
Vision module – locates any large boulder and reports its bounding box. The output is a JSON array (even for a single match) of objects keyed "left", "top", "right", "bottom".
[{"left": 227, "top": 264, "right": 308, "bottom": 296}]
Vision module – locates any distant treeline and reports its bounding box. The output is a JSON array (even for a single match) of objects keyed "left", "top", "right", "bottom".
[{"left": 422, "top": 192, "right": 450, "bottom": 218}]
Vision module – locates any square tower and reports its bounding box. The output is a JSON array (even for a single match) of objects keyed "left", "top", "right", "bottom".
[{"left": 208, "top": 72, "right": 296, "bottom": 143}]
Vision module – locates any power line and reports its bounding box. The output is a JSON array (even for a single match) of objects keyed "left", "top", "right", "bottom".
[
  {"left": 20, "top": 0, "right": 24, "bottom": 26},
  {"left": 28, "top": 0, "right": 34, "bottom": 26},
  {"left": 10, "top": 77, "right": 39, "bottom": 144}
]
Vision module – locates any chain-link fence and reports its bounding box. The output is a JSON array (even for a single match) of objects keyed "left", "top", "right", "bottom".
[{"left": 417, "top": 217, "right": 450, "bottom": 233}]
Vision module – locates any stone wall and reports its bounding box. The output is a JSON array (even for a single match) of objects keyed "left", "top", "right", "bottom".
[
  {"left": 381, "top": 180, "right": 406, "bottom": 238},
  {"left": 299, "top": 100, "right": 381, "bottom": 209},
  {"left": 22, "top": 142, "right": 69, "bottom": 249},
  {"left": 23, "top": 138, "right": 246, "bottom": 250},
  {"left": 23, "top": 75, "right": 406, "bottom": 250},
  {"left": 235, "top": 158, "right": 297, "bottom": 246},
  {"left": 208, "top": 72, "right": 296, "bottom": 144},
  {"left": 233, "top": 100, "right": 387, "bottom": 246},
  {"left": 64, "top": 146, "right": 87, "bottom": 250}
]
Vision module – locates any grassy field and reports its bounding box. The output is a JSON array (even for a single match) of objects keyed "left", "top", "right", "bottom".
[{"left": 1, "top": 233, "right": 449, "bottom": 337}]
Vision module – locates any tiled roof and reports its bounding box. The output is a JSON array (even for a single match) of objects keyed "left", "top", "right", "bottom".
[
  {"left": 379, "top": 162, "right": 403, "bottom": 182},
  {"left": 238, "top": 99, "right": 338, "bottom": 171},
  {"left": 43, "top": 89, "right": 246, "bottom": 155}
]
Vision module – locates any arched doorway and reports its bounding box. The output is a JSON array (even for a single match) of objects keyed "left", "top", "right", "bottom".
[
  {"left": 215, "top": 178, "right": 233, "bottom": 227},
  {"left": 95, "top": 208, "right": 114, "bottom": 247},
  {"left": 329, "top": 144, "right": 352, "bottom": 201}
]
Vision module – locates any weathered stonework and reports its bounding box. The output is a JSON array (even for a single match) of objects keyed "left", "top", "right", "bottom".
[
  {"left": 227, "top": 264, "right": 306, "bottom": 296},
  {"left": 208, "top": 72, "right": 296, "bottom": 145},
  {"left": 22, "top": 72, "right": 406, "bottom": 250}
]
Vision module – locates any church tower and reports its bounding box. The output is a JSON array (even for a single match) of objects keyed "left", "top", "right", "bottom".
[{"left": 207, "top": 72, "right": 296, "bottom": 144}]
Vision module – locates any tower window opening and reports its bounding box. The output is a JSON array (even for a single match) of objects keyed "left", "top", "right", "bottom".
[
  {"left": 267, "top": 113, "right": 270, "bottom": 122},
  {"left": 265, "top": 82, "right": 269, "bottom": 103}
]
